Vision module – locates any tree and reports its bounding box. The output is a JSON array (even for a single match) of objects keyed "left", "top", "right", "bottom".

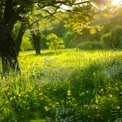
[
  {"left": 0, "top": 0, "right": 91, "bottom": 73},
  {"left": 28, "top": 23, "right": 41, "bottom": 55},
  {"left": 46, "top": 33, "right": 65, "bottom": 54},
  {"left": 0, "top": 0, "right": 22, "bottom": 73}
]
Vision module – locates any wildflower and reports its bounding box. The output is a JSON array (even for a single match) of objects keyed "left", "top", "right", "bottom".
[
  {"left": 84, "top": 104, "right": 88, "bottom": 107},
  {"left": 56, "top": 102, "right": 59, "bottom": 105},
  {"left": 44, "top": 106, "right": 50, "bottom": 111},
  {"left": 39, "top": 93, "right": 43, "bottom": 96},
  {"left": 22, "top": 101, "right": 26, "bottom": 104},
  {"left": 28, "top": 90, "right": 31, "bottom": 92},
  {"left": 72, "top": 98, "right": 75, "bottom": 101},
  {"left": 116, "top": 106, "right": 120, "bottom": 109},
  {"left": 96, "top": 106, "right": 99, "bottom": 109},
  {"left": 80, "top": 92, "right": 85, "bottom": 96},
  {"left": 109, "top": 94, "right": 112, "bottom": 98},
  {"left": 18, "top": 94, "right": 21, "bottom": 97},
  {"left": 61, "top": 100, "right": 64, "bottom": 103},
  {"left": 5, "top": 101, "right": 9, "bottom": 104},
  {"left": 86, "top": 91, "right": 89, "bottom": 93},
  {"left": 10, "top": 97, "right": 13, "bottom": 101},
  {"left": 25, "top": 94, "right": 28, "bottom": 97},
  {"left": 100, "top": 89, "right": 103, "bottom": 92},
  {"left": 67, "top": 90, "right": 71, "bottom": 96},
  {"left": 108, "top": 87, "right": 111, "bottom": 89},
  {"left": 93, "top": 72, "right": 96, "bottom": 76},
  {"left": 54, "top": 88, "right": 56, "bottom": 91},
  {"left": 52, "top": 104, "right": 56, "bottom": 108}
]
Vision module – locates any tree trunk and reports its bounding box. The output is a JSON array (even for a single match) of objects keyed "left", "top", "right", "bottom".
[
  {"left": 0, "top": 25, "right": 20, "bottom": 73},
  {"left": 29, "top": 28, "right": 41, "bottom": 55},
  {"left": 32, "top": 32, "right": 41, "bottom": 55},
  {"left": 15, "top": 22, "right": 27, "bottom": 56},
  {"left": 0, "top": 0, "right": 22, "bottom": 74},
  {"left": 28, "top": 20, "right": 41, "bottom": 55}
]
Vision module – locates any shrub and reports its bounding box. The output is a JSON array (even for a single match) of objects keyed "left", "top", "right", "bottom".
[
  {"left": 77, "top": 41, "right": 104, "bottom": 50},
  {"left": 101, "top": 25, "right": 122, "bottom": 48},
  {"left": 46, "top": 33, "right": 65, "bottom": 53},
  {"left": 101, "top": 33, "right": 112, "bottom": 48},
  {"left": 111, "top": 25, "right": 122, "bottom": 48}
]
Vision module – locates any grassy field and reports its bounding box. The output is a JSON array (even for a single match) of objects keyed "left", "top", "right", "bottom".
[{"left": 0, "top": 49, "right": 122, "bottom": 122}]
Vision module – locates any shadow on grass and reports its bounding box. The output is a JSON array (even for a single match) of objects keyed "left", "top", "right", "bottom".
[{"left": 19, "top": 50, "right": 66, "bottom": 57}]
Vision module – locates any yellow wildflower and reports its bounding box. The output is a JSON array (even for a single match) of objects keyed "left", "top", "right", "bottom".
[
  {"left": 44, "top": 106, "right": 50, "bottom": 111},
  {"left": 39, "top": 93, "right": 43, "bottom": 96},
  {"left": 67, "top": 90, "right": 71, "bottom": 96}
]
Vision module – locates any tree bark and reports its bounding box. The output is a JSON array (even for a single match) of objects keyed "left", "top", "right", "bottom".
[
  {"left": 0, "top": 25, "right": 20, "bottom": 73},
  {"left": 15, "top": 22, "right": 27, "bottom": 56},
  {"left": 0, "top": 0, "right": 22, "bottom": 73},
  {"left": 29, "top": 27, "right": 41, "bottom": 55},
  {"left": 32, "top": 31, "right": 41, "bottom": 55},
  {"left": 28, "top": 19, "right": 41, "bottom": 55}
]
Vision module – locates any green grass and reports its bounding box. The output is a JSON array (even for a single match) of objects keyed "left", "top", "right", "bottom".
[{"left": 0, "top": 49, "right": 122, "bottom": 122}]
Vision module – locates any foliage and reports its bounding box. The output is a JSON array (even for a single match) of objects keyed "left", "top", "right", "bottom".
[
  {"left": 21, "top": 35, "right": 33, "bottom": 51},
  {"left": 101, "top": 33, "right": 112, "bottom": 48},
  {"left": 46, "top": 33, "right": 65, "bottom": 53},
  {"left": 12, "top": 22, "right": 21, "bottom": 41},
  {"left": 65, "top": 4, "right": 91, "bottom": 34},
  {"left": 64, "top": 3, "right": 104, "bottom": 36},
  {"left": 111, "top": 25, "right": 122, "bottom": 48},
  {"left": 0, "top": 49, "right": 122, "bottom": 121},
  {"left": 63, "top": 31, "right": 81, "bottom": 48},
  {"left": 101, "top": 25, "right": 122, "bottom": 48},
  {"left": 39, "top": 13, "right": 68, "bottom": 49},
  {"left": 63, "top": 31, "right": 74, "bottom": 48},
  {"left": 77, "top": 41, "right": 104, "bottom": 50}
]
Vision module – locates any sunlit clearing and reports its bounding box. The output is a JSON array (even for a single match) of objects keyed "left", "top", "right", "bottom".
[{"left": 111, "top": 0, "right": 122, "bottom": 5}]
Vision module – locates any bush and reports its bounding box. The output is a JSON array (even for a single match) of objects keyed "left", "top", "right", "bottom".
[
  {"left": 46, "top": 33, "right": 65, "bottom": 53},
  {"left": 77, "top": 41, "right": 104, "bottom": 50},
  {"left": 101, "top": 33, "right": 112, "bottom": 48},
  {"left": 101, "top": 25, "right": 122, "bottom": 48},
  {"left": 111, "top": 25, "right": 122, "bottom": 48}
]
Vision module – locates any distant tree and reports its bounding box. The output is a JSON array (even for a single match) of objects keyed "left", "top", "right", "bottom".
[
  {"left": 28, "top": 23, "right": 41, "bottom": 55},
  {"left": 46, "top": 33, "right": 65, "bottom": 54}
]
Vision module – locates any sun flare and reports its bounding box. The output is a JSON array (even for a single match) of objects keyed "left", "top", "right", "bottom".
[{"left": 112, "top": 0, "right": 122, "bottom": 5}]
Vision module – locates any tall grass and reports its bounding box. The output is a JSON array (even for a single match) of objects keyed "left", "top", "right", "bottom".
[{"left": 0, "top": 49, "right": 122, "bottom": 122}]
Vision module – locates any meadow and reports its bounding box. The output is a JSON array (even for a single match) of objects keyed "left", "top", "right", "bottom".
[{"left": 0, "top": 49, "right": 122, "bottom": 122}]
